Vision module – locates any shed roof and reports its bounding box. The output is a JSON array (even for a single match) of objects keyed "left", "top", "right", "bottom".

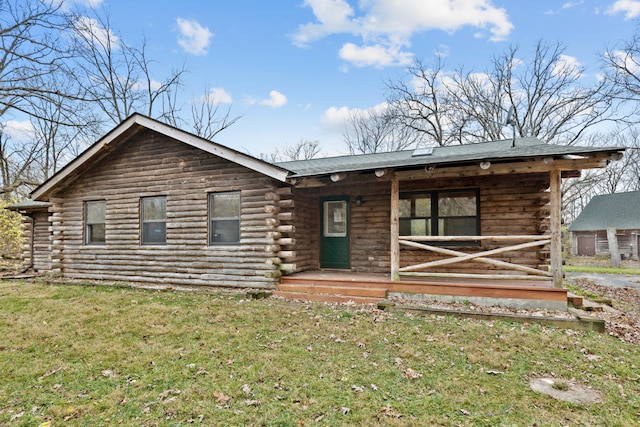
[
  {"left": 6, "top": 200, "right": 52, "bottom": 212},
  {"left": 276, "top": 137, "right": 622, "bottom": 178},
  {"left": 568, "top": 191, "right": 640, "bottom": 231}
]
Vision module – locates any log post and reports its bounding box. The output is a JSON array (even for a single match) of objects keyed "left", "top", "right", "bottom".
[
  {"left": 549, "top": 169, "right": 563, "bottom": 287},
  {"left": 390, "top": 174, "right": 400, "bottom": 281},
  {"left": 607, "top": 227, "right": 621, "bottom": 268}
]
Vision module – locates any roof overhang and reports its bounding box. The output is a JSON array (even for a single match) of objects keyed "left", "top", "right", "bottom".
[
  {"left": 280, "top": 140, "right": 625, "bottom": 188},
  {"left": 31, "top": 114, "right": 290, "bottom": 200}
]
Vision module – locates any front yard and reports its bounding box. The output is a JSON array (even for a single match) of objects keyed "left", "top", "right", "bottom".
[{"left": 0, "top": 281, "right": 638, "bottom": 426}]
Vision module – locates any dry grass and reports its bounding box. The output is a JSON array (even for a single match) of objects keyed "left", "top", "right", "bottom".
[{"left": 0, "top": 280, "right": 639, "bottom": 426}]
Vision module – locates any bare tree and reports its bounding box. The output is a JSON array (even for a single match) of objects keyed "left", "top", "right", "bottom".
[
  {"left": 0, "top": 127, "right": 42, "bottom": 198},
  {"left": 386, "top": 58, "right": 460, "bottom": 146},
  {"left": 388, "top": 41, "right": 617, "bottom": 146},
  {"left": 602, "top": 27, "right": 640, "bottom": 110},
  {"left": 69, "top": 10, "right": 187, "bottom": 126},
  {"left": 344, "top": 106, "right": 424, "bottom": 154},
  {"left": 267, "top": 139, "right": 322, "bottom": 162},
  {"left": 162, "top": 87, "right": 242, "bottom": 141},
  {"left": 27, "top": 74, "right": 102, "bottom": 181},
  {"left": 0, "top": 0, "right": 76, "bottom": 121}
]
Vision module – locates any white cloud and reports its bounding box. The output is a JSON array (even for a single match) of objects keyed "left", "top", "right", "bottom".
[
  {"left": 202, "top": 87, "right": 233, "bottom": 105},
  {"left": 291, "top": 0, "right": 357, "bottom": 47},
  {"left": 606, "top": 0, "right": 640, "bottom": 18},
  {"left": 552, "top": 54, "right": 583, "bottom": 78},
  {"left": 74, "top": 16, "right": 119, "bottom": 50},
  {"left": 320, "top": 103, "right": 388, "bottom": 133},
  {"left": 1, "top": 120, "right": 35, "bottom": 142},
  {"left": 293, "top": 0, "right": 514, "bottom": 68},
  {"left": 176, "top": 18, "right": 213, "bottom": 56},
  {"left": 61, "top": 0, "right": 104, "bottom": 10},
  {"left": 251, "top": 90, "right": 287, "bottom": 108},
  {"left": 610, "top": 49, "right": 640, "bottom": 74},
  {"left": 339, "top": 42, "right": 413, "bottom": 67}
]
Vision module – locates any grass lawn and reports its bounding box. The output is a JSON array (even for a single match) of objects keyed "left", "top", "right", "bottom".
[
  {"left": 0, "top": 281, "right": 639, "bottom": 426},
  {"left": 563, "top": 265, "right": 640, "bottom": 275}
]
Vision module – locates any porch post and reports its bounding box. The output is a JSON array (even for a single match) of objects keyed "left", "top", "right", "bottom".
[
  {"left": 390, "top": 174, "right": 400, "bottom": 281},
  {"left": 549, "top": 169, "right": 563, "bottom": 287}
]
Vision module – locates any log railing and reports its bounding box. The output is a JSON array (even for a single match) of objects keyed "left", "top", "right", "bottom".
[{"left": 398, "top": 235, "right": 552, "bottom": 280}]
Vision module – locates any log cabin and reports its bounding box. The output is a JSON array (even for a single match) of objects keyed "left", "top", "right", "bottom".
[
  {"left": 11, "top": 114, "right": 625, "bottom": 310},
  {"left": 569, "top": 191, "right": 640, "bottom": 260}
]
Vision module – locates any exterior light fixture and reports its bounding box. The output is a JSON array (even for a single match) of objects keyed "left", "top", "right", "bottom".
[{"left": 480, "top": 161, "right": 491, "bottom": 170}]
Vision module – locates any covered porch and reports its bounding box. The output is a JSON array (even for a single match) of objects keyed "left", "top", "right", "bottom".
[{"left": 272, "top": 139, "right": 624, "bottom": 310}]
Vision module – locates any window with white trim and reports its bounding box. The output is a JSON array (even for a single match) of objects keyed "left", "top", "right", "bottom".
[
  {"left": 141, "top": 196, "right": 166, "bottom": 245},
  {"left": 85, "top": 200, "right": 106, "bottom": 244},
  {"left": 209, "top": 192, "right": 240, "bottom": 244}
]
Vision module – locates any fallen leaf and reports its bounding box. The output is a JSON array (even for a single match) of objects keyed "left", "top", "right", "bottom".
[
  {"left": 242, "top": 384, "right": 252, "bottom": 396},
  {"left": 381, "top": 406, "right": 403, "bottom": 418},
  {"left": 101, "top": 369, "right": 116, "bottom": 378},
  {"left": 10, "top": 412, "right": 24, "bottom": 421},
  {"left": 351, "top": 385, "right": 364, "bottom": 393},
  {"left": 214, "top": 392, "right": 231, "bottom": 404},
  {"left": 404, "top": 368, "right": 423, "bottom": 379}
]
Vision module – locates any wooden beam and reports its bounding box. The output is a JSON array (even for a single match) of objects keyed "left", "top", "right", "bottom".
[
  {"left": 394, "top": 154, "right": 617, "bottom": 181},
  {"left": 400, "top": 235, "right": 549, "bottom": 242},
  {"left": 399, "top": 239, "right": 553, "bottom": 277},
  {"left": 390, "top": 174, "right": 400, "bottom": 281},
  {"left": 549, "top": 169, "right": 563, "bottom": 287}
]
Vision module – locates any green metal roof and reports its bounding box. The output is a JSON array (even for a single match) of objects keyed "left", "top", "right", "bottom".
[
  {"left": 568, "top": 191, "right": 640, "bottom": 231},
  {"left": 276, "top": 137, "right": 622, "bottom": 178}
]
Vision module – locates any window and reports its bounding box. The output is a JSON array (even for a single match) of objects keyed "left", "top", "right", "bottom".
[
  {"left": 400, "top": 189, "right": 479, "bottom": 240},
  {"left": 210, "top": 192, "right": 240, "bottom": 244},
  {"left": 85, "top": 200, "right": 106, "bottom": 244},
  {"left": 141, "top": 196, "right": 166, "bottom": 244}
]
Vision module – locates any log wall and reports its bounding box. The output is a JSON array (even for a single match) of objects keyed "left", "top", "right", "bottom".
[
  {"left": 18, "top": 210, "right": 52, "bottom": 272},
  {"left": 572, "top": 229, "right": 639, "bottom": 258},
  {"left": 49, "top": 130, "right": 283, "bottom": 289},
  {"left": 400, "top": 173, "right": 550, "bottom": 275},
  {"left": 290, "top": 172, "right": 550, "bottom": 276},
  {"left": 292, "top": 178, "right": 392, "bottom": 273}
]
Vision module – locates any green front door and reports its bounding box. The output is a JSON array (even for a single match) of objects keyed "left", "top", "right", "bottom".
[{"left": 320, "top": 196, "right": 350, "bottom": 269}]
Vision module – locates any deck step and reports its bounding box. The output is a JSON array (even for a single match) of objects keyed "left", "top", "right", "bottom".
[
  {"left": 278, "top": 283, "right": 387, "bottom": 298},
  {"left": 274, "top": 290, "right": 385, "bottom": 305},
  {"left": 567, "top": 293, "right": 584, "bottom": 307}
]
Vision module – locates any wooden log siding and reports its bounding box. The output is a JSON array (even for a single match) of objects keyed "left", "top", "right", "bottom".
[
  {"left": 268, "top": 187, "right": 296, "bottom": 273},
  {"left": 291, "top": 178, "right": 393, "bottom": 274},
  {"left": 289, "top": 172, "right": 551, "bottom": 276},
  {"left": 398, "top": 173, "right": 551, "bottom": 275},
  {"left": 31, "top": 211, "right": 52, "bottom": 272},
  {"left": 48, "top": 130, "right": 282, "bottom": 289},
  {"left": 572, "top": 229, "right": 639, "bottom": 258}
]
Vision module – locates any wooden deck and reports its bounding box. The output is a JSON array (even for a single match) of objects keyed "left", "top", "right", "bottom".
[{"left": 276, "top": 271, "right": 568, "bottom": 311}]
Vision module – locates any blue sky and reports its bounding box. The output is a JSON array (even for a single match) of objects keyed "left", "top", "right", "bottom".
[{"left": 33, "top": 1, "right": 640, "bottom": 156}]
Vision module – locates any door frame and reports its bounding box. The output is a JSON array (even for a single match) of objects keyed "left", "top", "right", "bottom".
[{"left": 319, "top": 196, "right": 350, "bottom": 269}]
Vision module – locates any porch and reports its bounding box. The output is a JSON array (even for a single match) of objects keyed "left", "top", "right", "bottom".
[{"left": 275, "top": 270, "right": 568, "bottom": 311}]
